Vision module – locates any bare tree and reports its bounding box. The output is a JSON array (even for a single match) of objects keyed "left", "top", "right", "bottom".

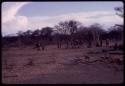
[
  {"left": 108, "top": 25, "right": 123, "bottom": 50},
  {"left": 55, "top": 20, "right": 81, "bottom": 49},
  {"left": 68, "top": 20, "right": 81, "bottom": 48},
  {"left": 114, "top": 6, "right": 123, "bottom": 50},
  {"left": 115, "top": 6, "right": 124, "bottom": 18},
  {"left": 54, "top": 21, "right": 69, "bottom": 48},
  {"left": 89, "top": 23, "right": 104, "bottom": 47}
]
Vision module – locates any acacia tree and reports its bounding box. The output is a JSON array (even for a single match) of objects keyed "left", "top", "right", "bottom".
[
  {"left": 41, "top": 27, "right": 53, "bottom": 42},
  {"left": 22, "top": 30, "right": 33, "bottom": 45},
  {"left": 55, "top": 20, "right": 81, "bottom": 49},
  {"left": 114, "top": 6, "right": 124, "bottom": 50},
  {"left": 40, "top": 27, "right": 53, "bottom": 50},
  {"left": 86, "top": 29, "right": 93, "bottom": 48},
  {"left": 115, "top": 6, "right": 123, "bottom": 41},
  {"left": 31, "top": 29, "right": 41, "bottom": 43},
  {"left": 55, "top": 21, "right": 68, "bottom": 48},
  {"left": 68, "top": 20, "right": 81, "bottom": 48},
  {"left": 30, "top": 29, "right": 42, "bottom": 50},
  {"left": 55, "top": 21, "right": 69, "bottom": 34},
  {"left": 17, "top": 31, "right": 25, "bottom": 46},
  {"left": 88, "top": 23, "right": 104, "bottom": 47},
  {"left": 68, "top": 20, "right": 81, "bottom": 35},
  {"left": 108, "top": 25, "right": 123, "bottom": 50}
]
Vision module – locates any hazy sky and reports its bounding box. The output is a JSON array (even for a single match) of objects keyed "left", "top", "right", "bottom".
[{"left": 2, "top": 1, "right": 123, "bottom": 36}]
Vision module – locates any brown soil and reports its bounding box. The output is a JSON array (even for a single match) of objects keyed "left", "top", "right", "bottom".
[{"left": 2, "top": 45, "right": 123, "bottom": 84}]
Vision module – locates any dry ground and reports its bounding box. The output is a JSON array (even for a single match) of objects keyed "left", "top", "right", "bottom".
[{"left": 2, "top": 45, "right": 123, "bottom": 84}]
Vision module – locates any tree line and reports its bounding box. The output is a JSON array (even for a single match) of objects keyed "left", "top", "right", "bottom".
[
  {"left": 2, "top": 7, "right": 123, "bottom": 50},
  {"left": 2, "top": 20, "right": 123, "bottom": 50}
]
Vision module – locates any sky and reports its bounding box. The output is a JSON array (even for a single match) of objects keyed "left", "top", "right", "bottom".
[{"left": 2, "top": 1, "right": 123, "bottom": 36}]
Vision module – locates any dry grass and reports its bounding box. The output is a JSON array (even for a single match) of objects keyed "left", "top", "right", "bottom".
[{"left": 2, "top": 45, "right": 123, "bottom": 84}]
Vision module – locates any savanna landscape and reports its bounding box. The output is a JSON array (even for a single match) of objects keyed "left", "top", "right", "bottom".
[{"left": 2, "top": 2, "right": 124, "bottom": 84}]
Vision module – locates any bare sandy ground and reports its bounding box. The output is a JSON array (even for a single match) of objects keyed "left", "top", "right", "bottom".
[{"left": 2, "top": 45, "right": 123, "bottom": 84}]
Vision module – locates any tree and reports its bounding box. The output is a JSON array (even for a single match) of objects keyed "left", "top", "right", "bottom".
[
  {"left": 23, "top": 30, "right": 33, "bottom": 37},
  {"left": 115, "top": 6, "right": 124, "bottom": 18},
  {"left": 55, "top": 20, "right": 81, "bottom": 49},
  {"left": 17, "top": 31, "right": 25, "bottom": 46},
  {"left": 114, "top": 6, "right": 123, "bottom": 50},
  {"left": 55, "top": 20, "right": 81, "bottom": 35},
  {"left": 88, "top": 23, "right": 104, "bottom": 47},
  {"left": 54, "top": 21, "right": 69, "bottom": 48},
  {"left": 31, "top": 29, "right": 41, "bottom": 42},
  {"left": 67, "top": 20, "right": 81, "bottom": 48},
  {"left": 68, "top": 20, "right": 81, "bottom": 35},
  {"left": 85, "top": 28, "right": 93, "bottom": 48},
  {"left": 41, "top": 27, "right": 53, "bottom": 41},
  {"left": 55, "top": 21, "right": 69, "bottom": 35},
  {"left": 23, "top": 30, "right": 33, "bottom": 45},
  {"left": 108, "top": 25, "right": 123, "bottom": 42},
  {"left": 32, "top": 29, "right": 41, "bottom": 37}
]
